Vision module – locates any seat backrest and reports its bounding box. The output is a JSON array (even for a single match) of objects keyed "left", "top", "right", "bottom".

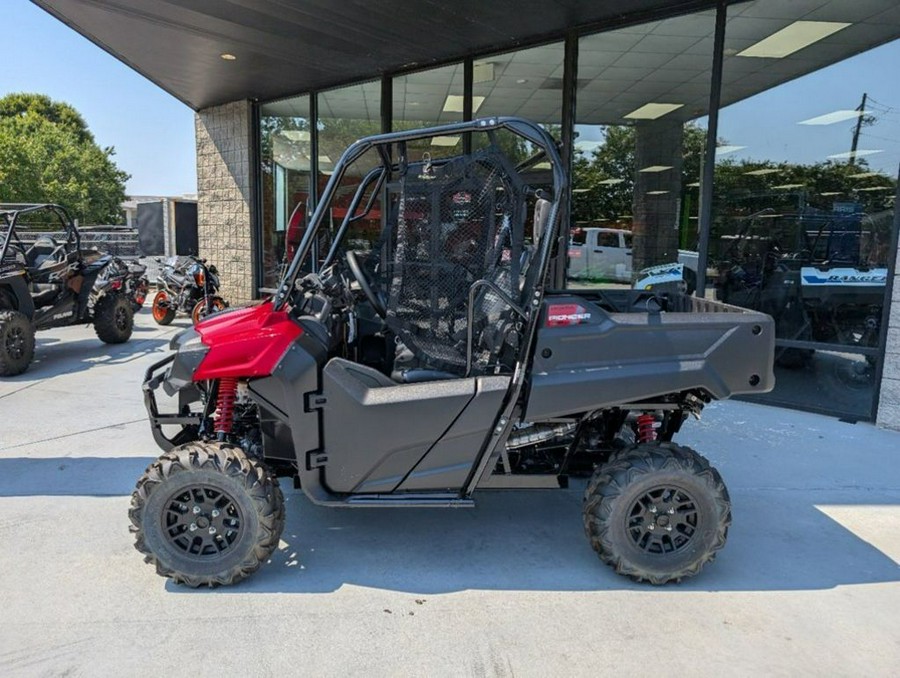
[{"left": 381, "top": 147, "right": 527, "bottom": 376}]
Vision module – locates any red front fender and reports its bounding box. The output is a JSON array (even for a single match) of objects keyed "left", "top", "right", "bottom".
[{"left": 193, "top": 302, "right": 303, "bottom": 380}]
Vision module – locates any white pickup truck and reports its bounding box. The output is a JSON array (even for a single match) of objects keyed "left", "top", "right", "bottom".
[{"left": 568, "top": 227, "right": 699, "bottom": 291}]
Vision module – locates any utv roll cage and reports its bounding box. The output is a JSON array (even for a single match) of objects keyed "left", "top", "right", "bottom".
[{"left": 0, "top": 203, "right": 81, "bottom": 263}]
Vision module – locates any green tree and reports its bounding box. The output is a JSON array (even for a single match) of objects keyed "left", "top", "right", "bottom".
[{"left": 0, "top": 93, "right": 129, "bottom": 224}]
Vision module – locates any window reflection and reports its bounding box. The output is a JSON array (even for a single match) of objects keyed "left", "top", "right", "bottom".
[
  {"left": 714, "top": 0, "right": 900, "bottom": 419},
  {"left": 572, "top": 11, "right": 716, "bottom": 292},
  {"left": 318, "top": 81, "right": 382, "bottom": 257},
  {"left": 260, "top": 95, "right": 311, "bottom": 289}
]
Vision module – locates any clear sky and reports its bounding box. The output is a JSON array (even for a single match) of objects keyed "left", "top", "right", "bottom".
[{"left": 0, "top": 1, "right": 197, "bottom": 197}]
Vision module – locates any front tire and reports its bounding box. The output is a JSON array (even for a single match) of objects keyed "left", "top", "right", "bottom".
[
  {"left": 583, "top": 442, "right": 731, "bottom": 584},
  {"left": 94, "top": 293, "right": 134, "bottom": 344},
  {"left": 191, "top": 296, "right": 227, "bottom": 325},
  {"left": 0, "top": 310, "right": 35, "bottom": 376},
  {"left": 129, "top": 442, "right": 285, "bottom": 587}
]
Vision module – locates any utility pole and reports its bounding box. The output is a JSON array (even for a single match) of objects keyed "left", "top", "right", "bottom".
[{"left": 849, "top": 92, "right": 867, "bottom": 166}]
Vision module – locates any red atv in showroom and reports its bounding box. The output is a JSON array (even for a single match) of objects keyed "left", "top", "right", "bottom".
[{"left": 131, "top": 118, "right": 775, "bottom": 587}]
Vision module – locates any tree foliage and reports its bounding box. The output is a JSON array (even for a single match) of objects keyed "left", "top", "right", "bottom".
[{"left": 0, "top": 93, "right": 129, "bottom": 224}]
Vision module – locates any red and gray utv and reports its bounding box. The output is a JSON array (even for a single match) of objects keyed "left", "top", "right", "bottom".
[{"left": 131, "top": 118, "right": 775, "bottom": 587}]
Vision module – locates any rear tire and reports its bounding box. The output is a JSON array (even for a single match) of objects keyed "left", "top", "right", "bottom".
[
  {"left": 94, "top": 293, "right": 134, "bottom": 344},
  {"left": 129, "top": 442, "right": 285, "bottom": 587},
  {"left": 151, "top": 290, "right": 176, "bottom": 325},
  {"left": 0, "top": 310, "right": 35, "bottom": 376},
  {"left": 583, "top": 442, "right": 730, "bottom": 584}
]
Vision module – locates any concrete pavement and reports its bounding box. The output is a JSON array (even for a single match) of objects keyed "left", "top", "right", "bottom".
[{"left": 1, "top": 309, "right": 899, "bottom": 677}]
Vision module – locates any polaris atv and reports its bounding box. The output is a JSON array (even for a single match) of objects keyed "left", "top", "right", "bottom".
[
  {"left": 0, "top": 203, "right": 134, "bottom": 376},
  {"left": 130, "top": 118, "right": 775, "bottom": 588}
]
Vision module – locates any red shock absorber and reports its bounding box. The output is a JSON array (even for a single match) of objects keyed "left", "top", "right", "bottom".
[
  {"left": 636, "top": 413, "right": 657, "bottom": 443},
  {"left": 215, "top": 377, "right": 238, "bottom": 436}
]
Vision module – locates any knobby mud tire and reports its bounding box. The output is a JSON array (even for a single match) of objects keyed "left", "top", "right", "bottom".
[
  {"left": 0, "top": 310, "right": 35, "bottom": 376},
  {"left": 583, "top": 442, "right": 731, "bottom": 585},
  {"left": 129, "top": 442, "right": 285, "bottom": 588},
  {"left": 94, "top": 293, "right": 134, "bottom": 344}
]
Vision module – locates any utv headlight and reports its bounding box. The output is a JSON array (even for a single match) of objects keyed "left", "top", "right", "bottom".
[{"left": 163, "top": 328, "right": 210, "bottom": 395}]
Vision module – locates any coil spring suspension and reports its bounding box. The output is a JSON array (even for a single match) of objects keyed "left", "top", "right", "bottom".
[
  {"left": 215, "top": 377, "right": 238, "bottom": 437},
  {"left": 636, "top": 413, "right": 657, "bottom": 443}
]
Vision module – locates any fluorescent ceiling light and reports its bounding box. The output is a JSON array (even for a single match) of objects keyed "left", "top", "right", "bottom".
[
  {"left": 772, "top": 183, "right": 805, "bottom": 189},
  {"left": 858, "top": 186, "right": 892, "bottom": 192},
  {"left": 646, "top": 190, "right": 670, "bottom": 195},
  {"left": 744, "top": 168, "right": 779, "bottom": 176},
  {"left": 639, "top": 165, "right": 673, "bottom": 173},
  {"left": 736, "top": 21, "right": 850, "bottom": 59},
  {"left": 716, "top": 145, "right": 745, "bottom": 156},
  {"left": 572, "top": 188, "right": 591, "bottom": 193},
  {"left": 533, "top": 161, "right": 552, "bottom": 170},
  {"left": 431, "top": 136, "right": 460, "bottom": 147},
  {"left": 623, "top": 103, "right": 684, "bottom": 120},
  {"left": 318, "top": 155, "right": 332, "bottom": 163},
  {"left": 849, "top": 171, "right": 879, "bottom": 179},
  {"left": 220, "top": 53, "right": 237, "bottom": 60},
  {"left": 598, "top": 178, "right": 625, "bottom": 185},
  {"left": 443, "top": 95, "right": 485, "bottom": 113},
  {"left": 473, "top": 62, "right": 494, "bottom": 84},
  {"left": 828, "top": 149, "right": 883, "bottom": 160},
  {"left": 687, "top": 182, "right": 701, "bottom": 187},
  {"left": 820, "top": 191, "right": 842, "bottom": 196},
  {"left": 757, "top": 213, "right": 783, "bottom": 219},
  {"left": 798, "top": 110, "right": 862, "bottom": 126}
]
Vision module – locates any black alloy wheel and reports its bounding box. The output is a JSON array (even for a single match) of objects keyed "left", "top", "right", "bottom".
[
  {"left": 0, "top": 310, "right": 36, "bottom": 376},
  {"left": 162, "top": 484, "right": 245, "bottom": 558}
]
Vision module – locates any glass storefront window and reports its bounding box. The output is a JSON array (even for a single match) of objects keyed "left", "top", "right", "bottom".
[
  {"left": 474, "top": 42, "right": 564, "bottom": 242},
  {"left": 572, "top": 11, "right": 716, "bottom": 290},
  {"left": 318, "top": 80, "right": 382, "bottom": 257},
  {"left": 713, "top": 0, "right": 900, "bottom": 419},
  {"left": 393, "top": 64, "right": 464, "bottom": 161},
  {"left": 260, "top": 95, "right": 311, "bottom": 289}
]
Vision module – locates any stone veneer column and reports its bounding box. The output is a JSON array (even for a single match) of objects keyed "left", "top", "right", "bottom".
[
  {"left": 876, "top": 238, "right": 900, "bottom": 430},
  {"left": 195, "top": 100, "right": 255, "bottom": 304}
]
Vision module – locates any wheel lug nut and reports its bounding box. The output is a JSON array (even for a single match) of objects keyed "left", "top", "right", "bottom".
[
  {"left": 648, "top": 523, "right": 655, "bottom": 530},
  {"left": 649, "top": 506, "right": 657, "bottom": 514},
  {"left": 667, "top": 508, "right": 675, "bottom": 515},
  {"left": 192, "top": 506, "right": 201, "bottom": 514},
  {"left": 209, "top": 526, "right": 217, "bottom": 535},
  {"left": 189, "top": 523, "right": 197, "bottom": 531},
  {"left": 211, "top": 510, "right": 220, "bottom": 518},
  {"left": 666, "top": 525, "right": 672, "bottom": 532}
]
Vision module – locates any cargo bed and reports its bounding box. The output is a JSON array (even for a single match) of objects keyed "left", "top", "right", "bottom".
[{"left": 526, "top": 289, "right": 775, "bottom": 420}]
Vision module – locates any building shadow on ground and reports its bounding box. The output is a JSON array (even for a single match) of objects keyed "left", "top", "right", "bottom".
[{"left": 0, "top": 455, "right": 896, "bottom": 594}]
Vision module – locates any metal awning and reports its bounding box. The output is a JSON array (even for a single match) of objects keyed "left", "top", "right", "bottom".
[{"left": 32, "top": 0, "right": 900, "bottom": 123}]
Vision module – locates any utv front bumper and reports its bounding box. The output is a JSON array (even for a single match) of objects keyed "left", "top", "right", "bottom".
[{"left": 143, "top": 353, "right": 205, "bottom": 452}]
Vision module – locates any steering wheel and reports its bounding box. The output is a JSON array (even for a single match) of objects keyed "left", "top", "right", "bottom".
[{"left": 345, "top": 250, "right": 386, "bottom": 318}]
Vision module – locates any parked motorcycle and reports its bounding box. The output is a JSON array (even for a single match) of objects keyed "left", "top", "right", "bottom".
[
  {"left": 150, "top": 255, "right": 227, "bottom": 325},
  {"left": 102, "top": 257, "right": 149, "bottom": 312}
]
